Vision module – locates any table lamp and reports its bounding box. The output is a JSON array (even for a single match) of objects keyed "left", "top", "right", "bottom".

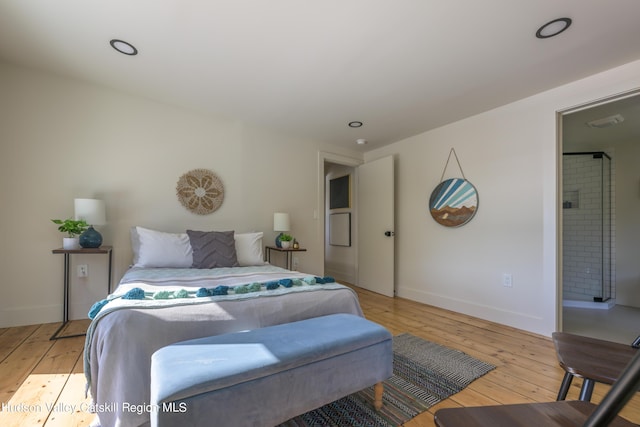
[
  {"left": 75, "top": 198, "right": 106, "bottom": 248},
  {"left": 273, "top": 212, "right": 290, "bottom": 248}
]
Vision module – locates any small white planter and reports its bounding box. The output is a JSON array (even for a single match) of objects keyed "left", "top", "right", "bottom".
[
  {"left": 280, "top": 241, "right": 292, "bottom": 249},
  {"left": 63, "top": 237, "right": 80, "bottom": 250}
]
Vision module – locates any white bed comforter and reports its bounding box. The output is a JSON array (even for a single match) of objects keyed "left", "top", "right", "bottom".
[{"left": 84, "top": 265, "right": 363, "bottom": 427}]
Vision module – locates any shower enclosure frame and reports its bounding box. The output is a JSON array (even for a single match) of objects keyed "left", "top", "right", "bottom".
[{"left": 562, "top": 151, "right": 613, "bottom": 303}]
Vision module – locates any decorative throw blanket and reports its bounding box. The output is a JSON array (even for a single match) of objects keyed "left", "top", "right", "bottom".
[
  {"left": 84, "top": 276, "right": 342, "bottom": 387},
  {"left": 88, "top": 274, "right": 339, "bottom": 320}
]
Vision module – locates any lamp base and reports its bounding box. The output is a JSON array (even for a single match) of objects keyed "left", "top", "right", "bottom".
[
  {"left": 80, "top": 226, "right": 103, "bottom": 248},
  {"left": 275, "top": 232, "right": 283, "bottom": 248}
]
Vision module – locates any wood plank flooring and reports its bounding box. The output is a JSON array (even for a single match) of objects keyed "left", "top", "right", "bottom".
[{"left": 1, "top": 285, "right": 638, "bottom": 427}]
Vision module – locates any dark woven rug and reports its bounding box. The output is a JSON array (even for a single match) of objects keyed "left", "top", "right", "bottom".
[{"left": 278, "top": 333, "right": 495, "bottom": 427}]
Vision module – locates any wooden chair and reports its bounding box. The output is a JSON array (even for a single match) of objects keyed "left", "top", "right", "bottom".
[
  {"left": 553, "top": 332, "right": 637, "bottom": 401},
  {"left": 433, "top": 347, "right": 640, "bottom": 427}
]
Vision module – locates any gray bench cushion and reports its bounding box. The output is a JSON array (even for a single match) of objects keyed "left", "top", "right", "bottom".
[{"left": 152, "top": 313, "right": 390, "bottom": 402}]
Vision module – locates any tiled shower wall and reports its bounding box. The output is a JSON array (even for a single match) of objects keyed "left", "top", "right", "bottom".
[{"left": 562, "top": 152, "right": 615, "bottom": 302}]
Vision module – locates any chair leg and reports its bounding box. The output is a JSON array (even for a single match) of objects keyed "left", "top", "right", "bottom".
[
  {"left": 557, "top": 372, "right": 573, "bottom": 400},
  {"left": 579, "top": 378, "right": 595, "bottom": 401}
]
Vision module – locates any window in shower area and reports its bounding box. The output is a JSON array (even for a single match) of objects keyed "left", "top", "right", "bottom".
[{"left": 562, "top": 151, "right": 615, "bottom": 305}]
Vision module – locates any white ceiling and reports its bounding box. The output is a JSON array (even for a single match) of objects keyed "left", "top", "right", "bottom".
[
  {"left": 2, "top": 0, "right": 640, "bottom": 151},
  {"left": 563, "top": 93, "right": 640, "bottom": 151}
]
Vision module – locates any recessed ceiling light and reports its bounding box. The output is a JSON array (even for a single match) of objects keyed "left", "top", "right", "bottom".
[
  {"left": 536, "top": 18, "right": 572, "bottom": 39},
  {"left": 348, "top": 121, "right": 363, "bottom": 128},
  {"left": 110, "top": 39, "right": 138, "bottom": 56},
  {"left": 356, "top": 139, "right": 368, "bottom": 145}
]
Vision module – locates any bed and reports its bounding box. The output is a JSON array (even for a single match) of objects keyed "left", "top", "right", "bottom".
[{"left": 83, "top": 227, "right": 363, "bottom": 427}]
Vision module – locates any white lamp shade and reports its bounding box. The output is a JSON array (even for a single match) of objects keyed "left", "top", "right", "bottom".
[
  {"left": 273, "top": 212, "right": 290, "bottom": 232},
  {"left": 74, "top": 199, "right": 106, "bottom": 225}
]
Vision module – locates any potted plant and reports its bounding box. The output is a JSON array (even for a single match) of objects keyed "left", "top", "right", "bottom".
[
  {"left": 279, "top": 233, "right": 293, "bottom": 249},
  {"left": 52, "top": 218, "right": 88, "bottom": 249}
]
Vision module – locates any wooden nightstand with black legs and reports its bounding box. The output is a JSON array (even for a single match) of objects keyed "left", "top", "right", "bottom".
[{"left": 265, "top": 246, "right": 306, "bottom": 270}]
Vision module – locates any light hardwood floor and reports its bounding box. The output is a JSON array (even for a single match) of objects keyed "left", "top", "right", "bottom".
[{"left": 1, "top": 285, "right": 639, "bottom": 427}]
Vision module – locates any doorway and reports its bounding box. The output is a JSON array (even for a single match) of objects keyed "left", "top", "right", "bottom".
[
  {"left": 559, "top": 90, "right": 640, "bottom": 344},
  {"left": 318, "top": 152, "right": 395, "bottom": 297},
  {"left": 319, "top": 152, "right": 362, "bottom": 283},
  {"left": 324, "top": 161, "right": 357, "bottom": 284}
]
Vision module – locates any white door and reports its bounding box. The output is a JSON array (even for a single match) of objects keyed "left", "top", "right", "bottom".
[{"left": 357, "top": 155, "right": 394, "bottom": 297}]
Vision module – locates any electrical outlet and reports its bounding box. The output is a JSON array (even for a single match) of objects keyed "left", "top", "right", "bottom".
[
  {"left": 293, "top": 257, "right": 299, "bottom": 269},
  {"left": 503, "top": 273, "right": 512, "bottom": 287},
  {"left": 77, "top": 264, "right": 88, "bottom": 277}
]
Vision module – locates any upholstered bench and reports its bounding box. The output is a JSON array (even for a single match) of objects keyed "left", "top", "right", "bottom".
[{"left": 150, "top": 313, "right": 393, "bottom": 427}]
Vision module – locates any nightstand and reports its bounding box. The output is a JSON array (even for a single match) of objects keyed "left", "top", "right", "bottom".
[
  {"left": 51, "top": 246, "right": 113, "bottom": 340},
  {"left": 265, "top": 246, "right": 307, "bottom": 270}
]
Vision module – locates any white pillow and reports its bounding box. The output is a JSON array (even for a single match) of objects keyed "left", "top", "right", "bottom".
[
  {"left": 234, "top": 232, "right": 265, "bottom": 266},
  {"left": 131, "top": 226, "right": 193, "bottom": 268}
]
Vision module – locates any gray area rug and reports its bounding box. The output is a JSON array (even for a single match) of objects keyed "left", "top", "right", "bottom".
[{"left": 279, "top": 333, "right": 496, "bottom": 426}]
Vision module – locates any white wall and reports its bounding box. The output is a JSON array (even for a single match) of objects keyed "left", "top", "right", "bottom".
[
  {"left": 363, "top": 60, "right": 640, "bottom": 336},
  {"left": 0, "top": 61, "right": 362, "bottom": 327},
  {"left": 2, "top": 58, "right": 640, "bottom": 335},
  {"left": 615, "top": 139, "right": 640, "bottom": 306}
]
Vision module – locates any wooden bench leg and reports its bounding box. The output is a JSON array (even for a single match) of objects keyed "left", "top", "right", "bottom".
[
  {"left": 374, "top": 382, "right": 384, "bottom": 410},
  {"left": 556, "top": 372, "right": 573, "bottom": 400}
]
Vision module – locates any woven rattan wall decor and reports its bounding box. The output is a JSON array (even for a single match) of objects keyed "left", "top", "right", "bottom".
[{"left": 176, "top": 168, "right": 224, "bottom": 215}]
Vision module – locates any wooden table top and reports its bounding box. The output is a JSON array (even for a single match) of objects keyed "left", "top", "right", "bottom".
[
  {"left": 552, "top": 332, "right": 637, "bottom": 384},
  {"left": 52, "top": 245, "right": 112, "bottom": 254},
  {"left": 264, "top": 246, "right": 306, "bottom": 252},
  {"left": 434, "top": 400, "right": 637, "bottom": 426}
]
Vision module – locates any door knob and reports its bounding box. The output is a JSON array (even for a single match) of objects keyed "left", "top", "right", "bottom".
[{"left": 384, "top": 231, "right": 395, "bottom": 237}]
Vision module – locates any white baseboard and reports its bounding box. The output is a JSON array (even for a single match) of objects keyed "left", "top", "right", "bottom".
[
  {"left": 397, "top": 286, "right": 552, "bottom": 336},
  {"left": 0, "top": 300, "right": 92, "bottom": 328},
  {"left": 324, "top": 268, "right": 356, "bottom": 285},
  {"left": 0, "top": 304, "right": 61, "bottom": 328}
]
